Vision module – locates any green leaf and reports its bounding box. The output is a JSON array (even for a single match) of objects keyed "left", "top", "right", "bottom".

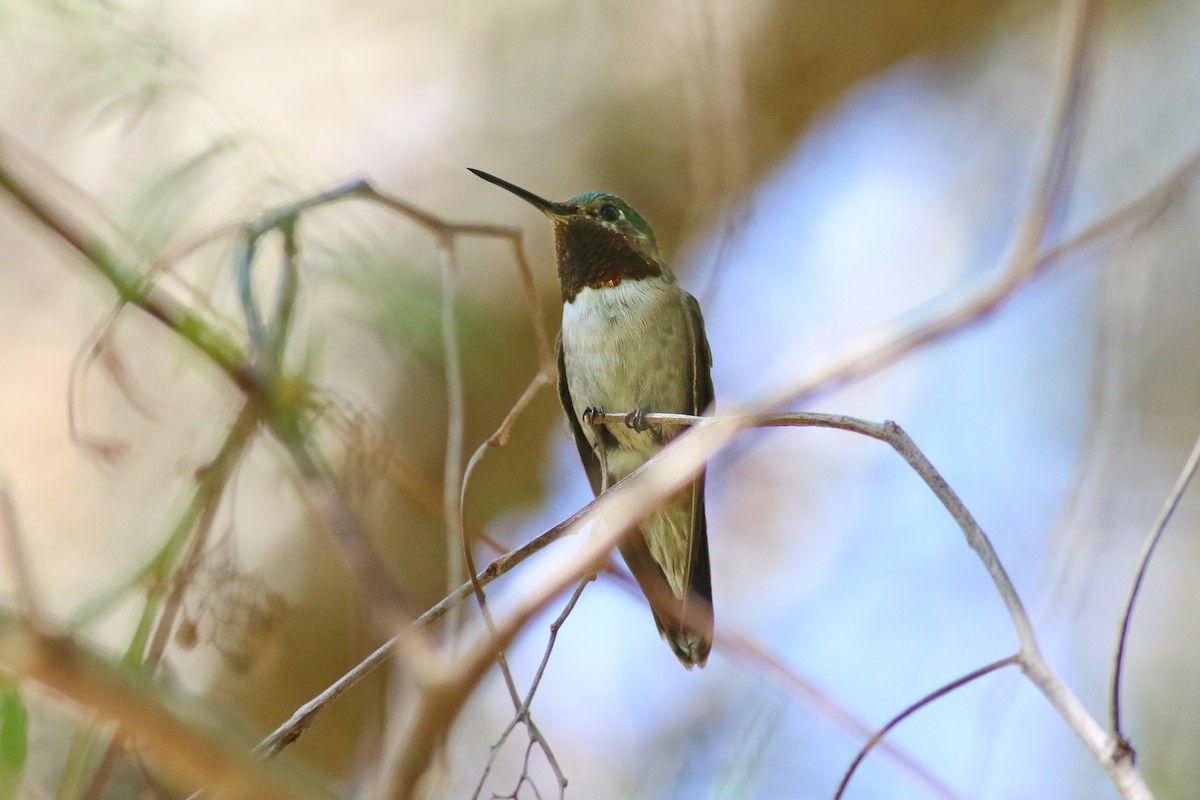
[{"left": 0, "top": 686, "right": 28, "bottom": 800}]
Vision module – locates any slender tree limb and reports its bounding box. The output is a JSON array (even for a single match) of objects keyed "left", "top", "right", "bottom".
[
  {"left": 0, "top": 147, "right": 550, "bottom": 639},
  {"left": 1012, "top": 0, "right": 1100, "bottom": 262},
  {"left": 474, "top": 410, "right": 1151, "bottom": 799},
  {"left": 143, "top": 404, "right": 262, "bottom": 670},
  {"left": 0, "top": 140, "right": 252, "bottom": 389},
  {"left": 1, "top": 10, "right": 1172, "bottom": 786},
  {"left": 0, "top": 483, "right": 41, "bottom": 625},
  {"left": 833, "top": 656, "right": 1020, "bottom": 800},
  {"left": 254, "top": 496, "right": 598, "bottom": 758},
  {"left": 470, "top": 577, "right": 587, "bottom": 800},
  {"left": 761, "top": 0, "right": 1103, "bottom": 412},
  {"left": 449, "top": 243, "right": 559, "bottom": 797},
  {"left": 439, "top": 238, "right": 469, "bottom": 627},
  {"left": 378, "top": 579, "right": 579, "bottom": 800},
  {"left": 602, "top": 570, "right": 963, "bottom": 800},
  {"left": 442, "top": 245, "right": 529, "bottom": 732},
  {"left": 9, "top": 131, "right": 1156, "bottom": 796},
  {"left": 0, "top": 611, "right": 334, "bottom": 800},
  {"left": 1110, "top": 431, "right": 1200, "bottom": 737},
  {"left": 82, "top": 403, "right": 262, "bottom": 800},
  {"left": 258, "top": 409, "right": 1150, "bottom": 798}
]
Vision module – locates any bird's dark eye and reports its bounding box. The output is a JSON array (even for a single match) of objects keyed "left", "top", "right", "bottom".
[{"left": 599, "top": 204, "right": 621, "bottom": 222}]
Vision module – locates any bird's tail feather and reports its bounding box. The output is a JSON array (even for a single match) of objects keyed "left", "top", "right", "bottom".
[{"left": 618, "top": 530, "right": 713, "bottom": 668}]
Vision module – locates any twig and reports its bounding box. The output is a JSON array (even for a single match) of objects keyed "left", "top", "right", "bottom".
[
  {"left": 379, "top": 565, "right": 582, "bottom": 799},
  {"left": 144, "top": 404, "right": 261, "bottom": 669},
  {"left": 0, "top": 483, "right": 41, "bottom": 625},
  {"left": 436, "top": 235, "right": 528, "bottom": 759},
  {"left": 271, "top": 219, "right": 300, "bottom": 361},
  {"left": 472, "top": 410, "right": 1151, "bottom": 799},
  {"left": 432, "top": 218, "right": 555, "bottom": 793},
  {"left": 0, "top": 611, "right": 333, "bottom": 800},
  {"left": 471, "top": 577, "right": 588, "bottom": 800},
  {"left": 258, "top": 404, "right": 1152, "bottom": 795},
  {"left": 1110, "top": 431, "right": 1200, "bottom": 737},
  {"left": 523, "top": 577, "right": 592, "bottom": 724},
  {"left": 760, "top": 0, "right": 1106, "bottom": 412},
  {"left": 66, "top": 223, "right": 243, "bottom": 465},
  {"left": 440, "top": 238, "right": 469, "bottom": 633},
  {"left": 0, "top": 141, "right": 253, "bottom": 388},
  {"left": 503, "top": 237, "right": 555, "bottom": 375},
  {"left": 556, "top": 563, "right": 946, "bottom": 794},
  {"left": 833, "top": 656, "right": 1019, "bottom": 800},
  {"left": 0, "top": 151, "right": 549, "bottom": 638},
  {"left": 450, "top": 329, "right": 559, "bottom": 798},
  {"left": 81, "top": 403, "right": 262, "bottom": 800},
  {"left": 587, "top": 412, "right": 1036, "bottom": 646},
  {"left": 1012, "top": 0, "right": 1100, "bottom": 261},
  {"left": 317, "top": 396, "right": 508, "bottom": 554},
  {"left": 254, "top": 497, "right": 598, "bottom": 758}
]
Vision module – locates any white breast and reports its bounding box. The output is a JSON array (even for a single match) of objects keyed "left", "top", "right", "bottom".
[{"left": 560, "top": 278, "right": 693, "bottom": 480}]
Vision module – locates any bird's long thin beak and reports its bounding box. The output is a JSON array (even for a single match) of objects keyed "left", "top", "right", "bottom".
[{"left": 468, "top": 168, "right": 570, "bottom": 216}]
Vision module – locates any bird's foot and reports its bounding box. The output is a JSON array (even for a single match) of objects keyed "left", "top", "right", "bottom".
[
  {"left": 582, "top": 406, "right": 605, "bottom": 427},
  {"left": 624, "top": 405, "right": 652, "bottom": 433}
]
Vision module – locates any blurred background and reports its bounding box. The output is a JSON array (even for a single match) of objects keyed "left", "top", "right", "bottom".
[{"left": 2, "top": 0, "right": 1200, "bottom": 797}]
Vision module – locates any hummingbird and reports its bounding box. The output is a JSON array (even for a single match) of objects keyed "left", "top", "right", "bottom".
[{"left": 469, "top": 168, "right": 715, "bottom": 668}]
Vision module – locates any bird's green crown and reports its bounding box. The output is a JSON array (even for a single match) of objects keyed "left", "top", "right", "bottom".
[{"left": 564, "top": 192, "right": 658, "bottom": 251}]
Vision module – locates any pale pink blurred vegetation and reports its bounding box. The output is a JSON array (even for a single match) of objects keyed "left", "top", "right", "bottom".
[{"left": 2, "top": 0, "right": 1200, "bottom": 798}]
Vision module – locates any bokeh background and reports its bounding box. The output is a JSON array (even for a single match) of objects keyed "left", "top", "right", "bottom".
[{"left": 2, "top": 0, "right": 1200, "bottom": 797}]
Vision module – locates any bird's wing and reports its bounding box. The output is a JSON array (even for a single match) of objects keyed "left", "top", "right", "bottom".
[
  {"left": 681, "top": 290, "right": 714, "bottom": 617},
  {"left": 684, "top": 292, "right": 715, "bottom": 416},
  {"left": 556, "top": 333, "right": 603, "bottom": 495}
]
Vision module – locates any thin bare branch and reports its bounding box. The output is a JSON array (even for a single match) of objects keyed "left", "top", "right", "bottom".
[
  {"left": 439, "top": 238, "right": 469, "bottom": 626},
  {"left": 259, "top": 407, "right": 1150, "bottom": 798},
  {"left": 1011, "top": 0, "right": 1101, "bottom": 263},
  {"left": 703, "top": 604, "right": 963, "bottom": 800},
  {"left": 504, "top": 237, "right": 555, "bottom": 374},
  {"left": 436, "top": 242, "right": 527, "bottom": 758},
  {"left": 0, "top": 611, "right": 333, "bottom": 800},
  {"left": 272, "top": 219, "right": 301, "bottom": 360},
  {"left": 253, "top": 497, "right": 595, "bottom": 758},
  {"left": 475, "top": 409, "right": 1149, "bottom": 799},
  {"left": 1110, "top": 430, "right": 1200, "bottom": 736},
  {"left": 66, "top": 224, "right": 244, "bottom": 465},
  {"left": 471, "top": 577, "right": 587, "bottom": 800},
  {"left": 833, "top": 656, "right": 1019, "bottom": 800},
  {"left": 759, "top": 0, "right": 1106, "bottom": 412},
  {"left": 0, "top": 141, "right": 254, "bottom": 388},
  {"left": 82, "top": 403, "right": 261, "bottom": 800},
  {"left": 0, "top": 148, "right": 551, "bottom": 643},
  {"left": 0, "top": 483, "right": 41, "bottom": 624},
  {"left": 317, "top": 397, "right": 507, "bottom": 554},
  {"left": 451, "top": 295, "right": 557, "bottom": 798}
]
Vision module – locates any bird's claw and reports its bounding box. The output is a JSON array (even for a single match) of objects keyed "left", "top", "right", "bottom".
[
  {"left": 624, "top": 406, "right": 652, "bottom": 432},
  {"left": 582, "top": 406, "right": 605, "bottom": 427}
]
